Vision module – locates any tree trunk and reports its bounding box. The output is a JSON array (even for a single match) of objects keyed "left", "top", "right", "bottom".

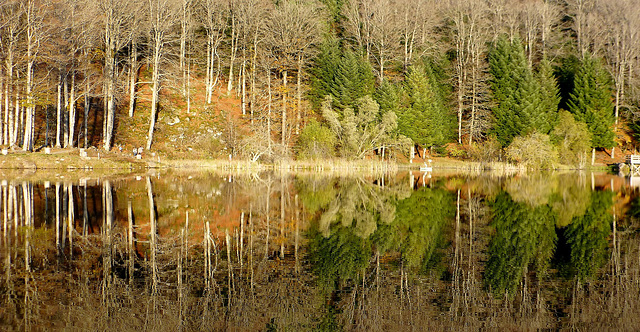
[
  {"left": 296, "top": 57, "right": 303, "bottom": 135},
  {"left": 84, "top": 79, "right": 90, "bottom": 149},
  {"left": 128, "top": 38, "right": 138, "bottom": 117},
  {"left": 241, "top": 59, "right": 246, "bottom": 116},
  {"left": 282, "top": 70, "right": 287, "bottom": 147},
  {"left": 0, "top": 75, "right": 3, "bottom": 145},
  {"left": 468, "top": 58, "right": 478, "bottom": 146},
  {"left": 13, "top": 83, "right": 20, "bottom": 147},
  {"left": 456, "top": 64, "right": 464, "bottom": 144},
  {"left": 103, "top": 33, "right": 116, "bottom": 151},
  {"left": 56, "top": 73, "right": 62, "bottom": 148},
  {"left": 227, "top": 15, "right": 236, "bottom": 93},
  {"left": 591, "top": 147, "right": 596, "bottom": 165},
  {"left": 68, "top": 75, "right": 76, "bottom": 148},
  {"left": 147, "top": 33, "right": 162, "bottom": 150},
  {"left": 251, "top": 32, "right": 258, "bottom": 124},
  {"left": 103, "top": 77, "right": 116, "bottom": 151},
  {"left": 267, "top": 66, "right": 272, "bottom": 151},
  {"left": 410, "top": 144, "right": 414, "bottom": 163},
  {"left": 63, "top": 77, "right": 69, "bottom": 148},
  {"left": 186, "top": 41, "right": 191, "bottom": 114},
  {"left": 3, "top": 65, "right": 10, "bottom": 145},
  {"left": 180, "top": 0, "right": 188, "bottom": 97},
  {"left": 206, "top": 35, "right": 213, "bottom": 103},
  {"left": 23, "top": 59, "right": 34, "bottom": 152}
]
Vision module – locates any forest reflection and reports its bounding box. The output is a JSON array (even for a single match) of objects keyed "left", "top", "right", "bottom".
[{"left": 1, "top": 171, "right": 640, "bottom": 331}]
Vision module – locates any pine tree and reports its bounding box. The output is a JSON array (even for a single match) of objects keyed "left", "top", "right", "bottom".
[{"left": 567, "top": 54, "right": 615, "bottom": 149}]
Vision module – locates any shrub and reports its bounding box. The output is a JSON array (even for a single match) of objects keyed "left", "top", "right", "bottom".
[
  {"left": 469, "top": 136, "right": 503, "bottom": 162},
  {"left": 446, "top": 144, "right": 467, "bottom": 158},
  {"left": 296, "top": 119, "right": 337, "bottom": 160},
  {"left": 550, "top": 110, "right": 591, "bottom": 167},
  {"left": 506, "top": 132, "right": 558, "bottom": 169}
]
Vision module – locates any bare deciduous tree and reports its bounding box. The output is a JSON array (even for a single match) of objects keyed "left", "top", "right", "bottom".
[
  {"left": 146, "top": 0, "right": 179, "bottom": 150},
  {"left": 264, "top": 0, "right": 321, "bottom": 147},
  {"left": 449, "top": 0, "right": 491, "bottom": 144},
  {"left": 97, "top": 0, "right": 136, "bottom": 151},
  {"left": 199, "top": 0, "right": 228, "bottom": 104}
]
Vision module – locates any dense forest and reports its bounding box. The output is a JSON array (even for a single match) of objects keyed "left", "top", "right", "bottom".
[{"left": 0, "top": 0, "right": 638, "bottom": 165}]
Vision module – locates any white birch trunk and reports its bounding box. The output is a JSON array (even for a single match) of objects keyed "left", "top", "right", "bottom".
[
  {"left": 267, "top": 66, "right": 272, "bottom": 151},
  {"left": 205, "top": 35, "right": 214, "bottom": 104},
  {"left": 68, "top": 75, "right": 76, "bottom": 148},
  {"left": 296, "top": 57, "right": 302, "bottom": 135},
  {"left": 56, "top": 73, "right": 62, "bottom": 148},
  {"left": 11, "top": 84, "right": 19, "bottom": 147},
  {"left": 0, "top": 76, "right": 3, "bottom": 145},
  {"left": 227, "top": 15, "right": 236, "bottom": 93},
  {"left": 147, "top": 32, "right": 163, "bottom": 150},
  {"left": 63, "top": 77, "right": 69, "bottom": 148},
  {"left": 84, "top": 76, "right": 90, "bottom": 149},
  {"left": 241, "top": 60, "right": 246, "bottom": 116},
  {"left": 282, "top": 70, "right": 287, "bottom": 147}
]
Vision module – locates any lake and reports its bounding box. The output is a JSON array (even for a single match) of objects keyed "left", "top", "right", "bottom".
[{"left": 1, "top": 169, "right": 638, "bottom": 331}]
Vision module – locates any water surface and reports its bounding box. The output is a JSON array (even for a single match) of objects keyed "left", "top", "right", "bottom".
[{"left": 1, "top": 170, "right": 639, "bottom": 331}]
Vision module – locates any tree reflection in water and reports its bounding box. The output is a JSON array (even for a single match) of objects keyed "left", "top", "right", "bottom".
[{"left": 0, "top": 172, "right": 638, "bottom": 331}]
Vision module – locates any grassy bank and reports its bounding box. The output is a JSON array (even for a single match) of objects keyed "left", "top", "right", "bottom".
[
  {"left": 0, "top": 148, "right": 144, "bottom": 170},
  {"left": 0, "top": 147, "right": 613, "bottom": 175}
]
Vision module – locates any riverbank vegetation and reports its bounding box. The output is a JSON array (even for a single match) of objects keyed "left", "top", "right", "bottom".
[{"left": 0, "top": 0, "right": 638, "bottom": 169}]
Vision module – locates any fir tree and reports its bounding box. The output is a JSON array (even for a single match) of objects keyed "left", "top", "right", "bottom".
[
  {"left": 309, "top": 42, "right": 375, "bottom": 113},
  {"left": 397, "top": 60, "right": 454, "bottom": 149},
  {"left": 374, "top": 80, "right": 401, "bottom": 114},
  {"left": 309, "top": 39, "right": 342, "bottom": 110},
  {"left": 567, "top": 54, "right": 615, "bottom": 149},
  {"left": 489, "top": 37, "right": 556, "bottom": 146},
  {"left": 335, "top": 50, "right": 376, "bottom": 110},
  {"left": 535, "top": 58, "right": 561, "bottom": 133},
  {"left": 489, "top": 37, "right": 530, "bottom": 146}
]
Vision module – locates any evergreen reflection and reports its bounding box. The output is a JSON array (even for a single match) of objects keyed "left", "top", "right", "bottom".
[
  {"left": 486, "top": 181, "right": 614, "bottom": 297},
  {"left": 485, "top": 192, "right": 557, "bottom": 297},
  {"left": 563, "top": 191, "right": 613, "bottom": 280},
  {"left": 374, "top": 186, "right": 454, "bottom": 271},
  {"left": 305, "top": 177, "right": 403, "bottom": 288},
  {"left": 305, "top": 177, "right": 453, "bottom": 288}
]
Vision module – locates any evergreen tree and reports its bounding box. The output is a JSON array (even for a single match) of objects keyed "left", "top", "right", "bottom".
[
  {"left": 309, "top": 41, "right": 375, "bottom": 113},
  {"left": 567, "top": 54, "right": 615, "bottom": 149},
  {"left": 374, "top": 80, "right": 402, "bottom": 114},
  {"left": 334, "top": 50, "right": 375, "bottom": 110},
  {"left": 489, "top": 37, "right": 530, "bottom": 146},
  {"left": 489, "top": 37, "right": 556, "bottom": 146},
  {"left": 396, "top": 60, "right": 454, "bottom": 149},
  {"left": 535, "top": 58, "right": 561, "bottom": 133},
  {"left": 309, "top": 39, "right": 342, "bottom": 110}
]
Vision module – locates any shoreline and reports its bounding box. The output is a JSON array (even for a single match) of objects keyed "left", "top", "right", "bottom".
[{"left": 0, "top": 148, "right": 612, "bottom": 173}]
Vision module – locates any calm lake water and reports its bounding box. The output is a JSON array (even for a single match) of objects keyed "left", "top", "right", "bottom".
[{"left": 1, "top": 170, "right": 639, "bottom": 331}]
